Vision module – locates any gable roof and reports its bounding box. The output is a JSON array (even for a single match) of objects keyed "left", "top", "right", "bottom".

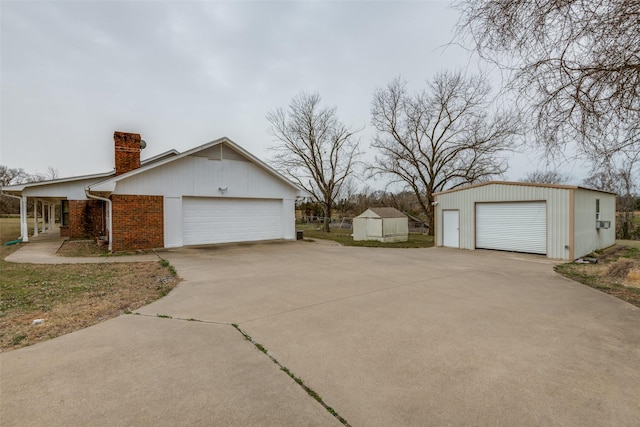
[
  {"left": 358, "top": 207, "right": 407, "bottom": 218},
  {"left": 433, "top": 181, "right": 617, "bottom": 196},
  {"left": 89, "top": 137, "right": 300, "bottom": 193}
]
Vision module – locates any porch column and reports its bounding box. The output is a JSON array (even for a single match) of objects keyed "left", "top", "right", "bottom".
[
  {"left": 49, "top": 204, "right": 55, "bottom": 230},
  {"left": 41, "top": 201, "right": 46, "bottom": 233},
  {"left": 21, "top": 196, "right": 29, "bottom": 242},
  {"left": 33, "top": 199, "right": 39, "bottom": 237}
]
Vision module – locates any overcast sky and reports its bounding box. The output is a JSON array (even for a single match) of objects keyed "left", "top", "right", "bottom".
[{"left": 1, "top": 0, "right": 585, "bottom": 186}]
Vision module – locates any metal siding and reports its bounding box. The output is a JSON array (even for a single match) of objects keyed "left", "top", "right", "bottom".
[
  {"left": 436, "top": 183, "right": 571, "bottom": 259},
  {"left": 476, "top": 203, "right": 547, "bottom": 254},
  {"left": 573, "top": 190, "right": 616, "bottom": 258},
  {"left": 182, "top": 197, "right": 284, "bottom": 245}
]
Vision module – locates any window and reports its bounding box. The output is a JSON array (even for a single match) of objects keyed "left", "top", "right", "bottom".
[
  {"left": 596, "top": 199, "right": 600, "bottom": 220},
  {"left": 61, "top": 200, "right": 69, "bottom": 226}
]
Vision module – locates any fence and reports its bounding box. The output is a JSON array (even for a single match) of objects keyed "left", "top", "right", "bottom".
[{"left": 297, "top": 216, "right": 429, "bottom": 233}]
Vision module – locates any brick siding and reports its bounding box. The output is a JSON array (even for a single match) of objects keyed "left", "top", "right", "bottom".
[
  {"left": 111, "top": 194, "right": 163, "bottom": 251},
  {"left": 67, "top": 200, "right": 106, "bottom": 239}
]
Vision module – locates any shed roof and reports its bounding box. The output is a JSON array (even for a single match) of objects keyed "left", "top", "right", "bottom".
[
  {"left": 433, "top": 181, "right": 616, "bottom": 196},
  {"left": 358, "top": 207, "right": 406, "bottom": 218}
]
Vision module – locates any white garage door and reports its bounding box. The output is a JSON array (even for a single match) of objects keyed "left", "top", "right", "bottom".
[
  {"left": 476, "top": 202, "right": 546, "bottom": 255},
  {"left": 183, "top": 197, "right": 283, "bottom": 245}
]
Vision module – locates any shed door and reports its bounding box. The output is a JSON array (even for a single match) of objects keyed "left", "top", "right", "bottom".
[
  {"left": 442, "top": 210, "right": 459, "bottom": 248},
  {"left": 183, "top": 197, "right": 283, "bottom": 245},
  {"left": 366, "top": 218, "right": 383, "bottom": 237},
  {"left": 476, "top": 202, "right": 546, "bottom": 254}
]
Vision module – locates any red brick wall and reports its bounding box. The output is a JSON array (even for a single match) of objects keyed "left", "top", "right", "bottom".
[
  {"left": 67, "top": 200, "right": 105, "bottom": 239},
  {"left": 114, "top": 131, "right": 141, "bottom": 176},
  {"left": 111, "top": 195, "right": 163, "bottom": 251}
]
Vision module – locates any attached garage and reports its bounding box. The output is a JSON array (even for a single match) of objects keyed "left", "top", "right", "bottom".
[
  {"left": 434, "top": 181, "right": 616, "bottom": 260},
  {"left": 182, "top": 198, "right": 283, "bottom": 246},
  {"left": 2, "top": 132, "right": 301, "bottom": 252}
]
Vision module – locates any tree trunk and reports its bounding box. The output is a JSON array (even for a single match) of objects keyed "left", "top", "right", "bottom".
[
  {"left": 323, "top": 204, "right": 332, "bottom": 233},
  {"left": 427, "top": 204, "right": 435, "bottom": 236}
]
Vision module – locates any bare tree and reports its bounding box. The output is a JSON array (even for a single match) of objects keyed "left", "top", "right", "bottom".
[
  {"left": 584, "top": 150, "right": 639, "bottom": 239},
  {"left": 370, "top": 71, "right": 520, "bottom": 233},
  {"left": 46, "top": 167, "right": 60, "bottom": 180},
  {"left": 267, "top": 92, "right": 361, "bottom": 232},
  {"left": 0, "top": 165, "right": 27, "bottom": 187},
  {"left": 455, "top": 0, "right": 640, "bottom": 159},
  {"left": 520, "top": 170, "right": 570, "bottom": 185}
]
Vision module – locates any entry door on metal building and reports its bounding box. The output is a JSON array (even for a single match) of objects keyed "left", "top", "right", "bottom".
[
  {"left": 442, "top": 210, "right": 460, "bottom": 248},
  {"left": 475, "top": 202, "right": 546, "bottom": 254}
]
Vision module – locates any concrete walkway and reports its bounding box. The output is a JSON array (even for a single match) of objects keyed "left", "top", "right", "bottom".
[
  {"left": 5, "top": 228, "right": 160, "bottom": 264},
  {"left": 2, "top": 240, "right": 639, "bottom": 426}
]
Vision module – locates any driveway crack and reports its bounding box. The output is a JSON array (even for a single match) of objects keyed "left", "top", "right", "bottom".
[{"left": 231, "top": 324, "right": 351, "bottom": 426}]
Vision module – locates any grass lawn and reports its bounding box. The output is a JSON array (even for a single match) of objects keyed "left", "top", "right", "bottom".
[
  {"left": 0, "top": 216, "right": 41, "bottom": 244},
  {"left": 297, "top": 223, "right": 434, "bottom": 248},
  {"left": 554, "top": 242, "right": 640, "bottom": 308},
  {"left": 0, "top": 217, "right": 180, "bottom": 352}
]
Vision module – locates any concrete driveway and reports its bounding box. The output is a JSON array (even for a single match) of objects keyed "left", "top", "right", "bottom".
[{"left": 2, "top": 241, "right": 639, "bottom": 426}]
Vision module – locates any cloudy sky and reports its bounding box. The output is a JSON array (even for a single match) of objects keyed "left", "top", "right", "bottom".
[{"left": 1, "top": 0, "right": 581, "bottom": 186}]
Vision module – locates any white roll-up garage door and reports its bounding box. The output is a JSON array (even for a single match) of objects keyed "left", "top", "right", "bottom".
[
  {"left": 476, "top": 202, "right": 547, "bottom": 254},
  {"left": 183, "top": 197, "right": 283, "bottom": 245}
]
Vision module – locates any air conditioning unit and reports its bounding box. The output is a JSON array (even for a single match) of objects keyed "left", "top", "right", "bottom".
[{"left": 596, "top": 221, "right": 611, "bottom": 229}]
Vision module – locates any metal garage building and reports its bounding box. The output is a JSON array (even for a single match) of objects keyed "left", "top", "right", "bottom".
[{"left": 434, "top": 181, "right": 616, "bottom": 260}]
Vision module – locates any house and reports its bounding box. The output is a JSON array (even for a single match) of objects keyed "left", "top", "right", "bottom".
[
  {"left": 433, "top": 181, "right": 616, "bottom": 260},
  {"left": 353, "top": 207, "right": 409, "bottom": 242},
  {"left": 1, "top": 132, "right": 301, "bottom": 251}
]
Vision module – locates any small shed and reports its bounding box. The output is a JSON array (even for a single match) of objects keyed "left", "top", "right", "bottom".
[
  {"left": 433, "top": 181, "right": 616, "bottom": 260},
  {"left": 353, "top": 207, "right": 409, "bottom": 242}
]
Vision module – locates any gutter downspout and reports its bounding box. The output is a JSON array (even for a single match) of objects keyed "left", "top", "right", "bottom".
[
  {"left": 1, "top": 191, "right": 27, "bottom": 241},
  {"left": 85, "top": 189, "right": 112, "bottom": 252}
]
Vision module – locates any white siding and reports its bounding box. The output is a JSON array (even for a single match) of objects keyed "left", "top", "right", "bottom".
[
  {"left": 573, "top": 190, "right": 616, "bottom": 258},
  {"left": 22, "top": 178, "right": 106, "bottom": 200},
  {"left": 353, "top": 218, "right": 368, "bottom": 241},
  {"left": 164, "top": 197, "right": 183, "bottom": 248},
  {"left": 113, "top": 155, "right": 298, "bottom": 200},
  {"left": 435, "top": 184, "right": 571, "bottom": 259}
]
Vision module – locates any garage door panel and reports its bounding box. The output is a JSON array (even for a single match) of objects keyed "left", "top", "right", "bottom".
[
  {"left": 476, "top": 202, "right": 546, "bottom": 254},
  {"left": 183, "top": 198, "right": 282, "bottom": 245}
]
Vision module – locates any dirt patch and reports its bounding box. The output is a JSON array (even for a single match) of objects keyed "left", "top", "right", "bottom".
[
  {"left": 608, "top": 260, "right": 634, "bottom": 279},
  {"left": 0, "top": 244, "right": 181, "bottom": 352},
  {"left": 56, "top": 240, "right": 107, "bottom": 257}
]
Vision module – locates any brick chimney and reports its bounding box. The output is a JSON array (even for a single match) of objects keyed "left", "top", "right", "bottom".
[{"left": 114, "top": 131, "right": 142, "bottom": 176}]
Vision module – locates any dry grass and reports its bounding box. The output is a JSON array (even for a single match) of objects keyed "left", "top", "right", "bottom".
[
  {"left": 555, "top": 244, "right": 640, "bottom": 307},
  {"left": 0, "top": 243, "right": 180, "bottom": 352}
]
